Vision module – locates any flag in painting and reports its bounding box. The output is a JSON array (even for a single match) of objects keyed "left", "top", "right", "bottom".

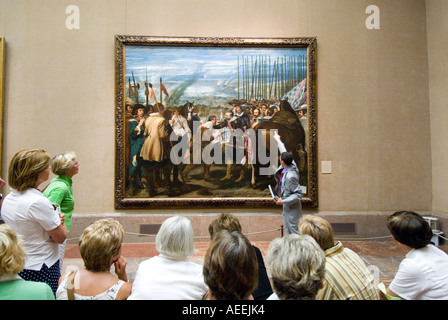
[
  {"left": 148, "top": 88, "right": 155, "bottom": 99},
  {"left": 160, "top": 79, "right": 169, "bottom": 96},
  {"left": 276, "top": 78, "right": 307, "bottom": 110}
]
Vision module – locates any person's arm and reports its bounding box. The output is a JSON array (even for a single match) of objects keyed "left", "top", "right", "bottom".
[
  {"left": 47, "top": 219, "right": 67, "bottom": 244},
  {"left": 44, "top": 185, "right": 69, "bottom": 238},
  {"left": 273, "top": 131, "right": 287, "bottom": 153},
  {"left": 30, "top": 198, "right": 67, "bottom": 244},
  {"left": 385, "top": 287, "right": 403, "bottom": 299},
  {"left": 386, "top": 258, "right": 423, "bottom": 300},
  {"left": 114, "top": 256, "right": 128, "bottom": 282},
  {"left": 116, "top": 281, "right": 132, "bottom": 300},
  {"left": 113, "top": 256, "right": 132, "bottom": 299}
]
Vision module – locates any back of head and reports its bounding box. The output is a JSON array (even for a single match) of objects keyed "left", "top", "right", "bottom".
[
  {"left": 208, "top": 213, "right": 242, "bottom": 238},
  {"left": 267, "top": 234, "right": 326, "bottom": 300},
  {"left": 281, "top": 152, "right": 294, "bottom": 166},
  {"left": 51, "top": 151, "right": 77, "bottom": 176},
  {"left": 79, "top": 218, "right": 124, "bottom": 272},
  {"left": 156, "top": 216, "right": 195, "bottom": 258},
  {"left": 153, "top": 103, "right": 164, "bottom": 113},
  {"left": 8, "top": 149, "right": 51, "bottom": 191},
  {"left": 203, "top": 230, "right": 258, "bottom": 300},
  {"left": 387, "top": 211, "right": 432, "bottom": 249},
  {"left": 298, "top": 215, "right": 334, "bottom": 251},
  {"left": 152, "top": 103, "right": 160, "bottom": 113},
  {"left": 0, "top": 224, "right": 26, "bottom": 276}
]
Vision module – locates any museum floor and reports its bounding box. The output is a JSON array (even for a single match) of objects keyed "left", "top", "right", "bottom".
[{"left": 63, "top": 239, "right": 448, "bottom": 295}]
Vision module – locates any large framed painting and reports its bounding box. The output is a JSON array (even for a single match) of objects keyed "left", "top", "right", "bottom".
[{"left": 115, "top": 36, "right": 317, "bottom": 209}]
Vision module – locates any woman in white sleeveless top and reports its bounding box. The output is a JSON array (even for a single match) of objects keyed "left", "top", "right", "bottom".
[{"left": 56, "top": 218, "right": 131, "bottom": 300}]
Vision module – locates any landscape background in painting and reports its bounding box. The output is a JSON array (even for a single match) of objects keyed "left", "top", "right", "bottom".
[{"left": 125, "top": 46, "right": 307, "bottom": 109}]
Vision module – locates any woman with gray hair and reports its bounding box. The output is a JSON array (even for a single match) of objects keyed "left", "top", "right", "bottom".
[
  {"left": 129, "top": 216, "right": 208, "bottom": 299},
  {"left": 267, "top": 234, "right": 326, "bottom": 300},
  {"left": 43, "top": 151, "right": 79, "bottom": 270}
]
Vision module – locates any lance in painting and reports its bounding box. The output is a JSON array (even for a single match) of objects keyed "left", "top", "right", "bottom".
[
  {"left": 145, "top": 68, "right": 150, "bottom": 106},
  {"left": 128, "top": 78, "right": 133, "bottom": 100},
  {"left": 132, "top": 71, "right": 140, "bottom": 104}
]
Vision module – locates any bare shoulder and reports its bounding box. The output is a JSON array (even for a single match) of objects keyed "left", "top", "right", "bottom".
[{"left": 117, "top": 281, "right": 132, "bottom": 300}]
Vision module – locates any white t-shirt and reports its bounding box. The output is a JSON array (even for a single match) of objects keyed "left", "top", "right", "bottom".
[
  {"left": 128, "top": 254, "right": 208, "bottom": 300},
  {"left": 389, "top": 244, "right": 448, "bottom": 300},
  {"left": 1, "top": 188, "right": 61, "bottom": 270}
]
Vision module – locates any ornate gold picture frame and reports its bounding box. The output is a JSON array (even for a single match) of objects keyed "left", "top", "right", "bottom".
[
  {"left": 115, "top": 36, "right": 317, "bottom": 209},
  {"left": 0, "top": 38, "right": 5, "bottom": 176}
]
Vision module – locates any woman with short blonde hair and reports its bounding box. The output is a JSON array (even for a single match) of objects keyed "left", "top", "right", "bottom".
[
  {"left": 56, "top": 218, "right": 131, "bottom": 300},
  {"left": 298, "top": 215, "right": 380, "bottom": 300},
  {"left": 208, "top": 213, "right": 242, "bottom": 238},
  {"left": 298, "top": 214, "right": 334, "bottom": 250},
  {"left": 7, "top": 149, "right": 52, "bottom": 192},
  {"left": 0, "top": 224, "right": 25, "bottom": 276},
  {"left": 0, "top": 224, "right": 54, "bottom": 299},
  {"left": 2, "top": 149, "right": 66, "bottom": 296},
  {"left": 79, "top": 218, "right": 125, "bottom": 272}
]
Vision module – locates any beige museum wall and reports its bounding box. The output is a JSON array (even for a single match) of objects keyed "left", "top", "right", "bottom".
[
  {"left": 0, "top": 0, "right": 436, "bottom": 217},
  {"left": 426, "top": 0, "right": 448, "bottom": 216}
]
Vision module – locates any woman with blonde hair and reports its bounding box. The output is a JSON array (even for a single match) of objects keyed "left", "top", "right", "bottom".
[
  {"left": 43, "top": 151, "right": 79, "bottom": 269},
  {"left": 298, "top": 214, "right": 379, "bottom": 300},
  {"left": 1, "top": 149, "right": 66, "bottom": 296},
  {"left": 56, "top": 218, "right": 131, "bottom": 300},
  {"left": 0, "top": 224, "right": 54, "bottom": 299}
]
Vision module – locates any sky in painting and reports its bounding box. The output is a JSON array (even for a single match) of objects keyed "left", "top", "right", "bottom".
[{"left": 125, "top": 45, "right": 307, "bottom": 107}]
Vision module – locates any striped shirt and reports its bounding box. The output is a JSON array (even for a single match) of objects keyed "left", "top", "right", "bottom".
[{"left": 316, "top": 241, "right": 380, "bottom": 300}]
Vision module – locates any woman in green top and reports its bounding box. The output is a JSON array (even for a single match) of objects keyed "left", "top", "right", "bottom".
[{"left": 43, "top": 151, "right": 79, "bottom": 271}]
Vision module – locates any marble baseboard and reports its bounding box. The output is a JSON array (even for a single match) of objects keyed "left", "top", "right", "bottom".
[{"left": 66, "top": 211, "right": 447, "bottom": 244}]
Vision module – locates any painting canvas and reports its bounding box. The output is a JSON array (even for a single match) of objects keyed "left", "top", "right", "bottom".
[{"left": 115, "top": 36, "right": 317, "bottom": 209}]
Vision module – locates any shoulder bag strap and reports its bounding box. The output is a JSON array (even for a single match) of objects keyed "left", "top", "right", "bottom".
[{"left": 66, "top": 270, "right": 77, "bottom": 300}]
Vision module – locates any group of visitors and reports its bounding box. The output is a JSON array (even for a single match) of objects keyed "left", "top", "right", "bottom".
[{"left": 0, "top": 149, "right": 447, "bottom": 300}]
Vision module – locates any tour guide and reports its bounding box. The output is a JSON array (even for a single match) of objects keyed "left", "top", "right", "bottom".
[{"left": 273, "top": 132, "right": 303, "bottom": 235}]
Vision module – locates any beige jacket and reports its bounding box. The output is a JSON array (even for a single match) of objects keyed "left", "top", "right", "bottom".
[{"left": 140, "top": 113, "right": 169, "bottom": 162}]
